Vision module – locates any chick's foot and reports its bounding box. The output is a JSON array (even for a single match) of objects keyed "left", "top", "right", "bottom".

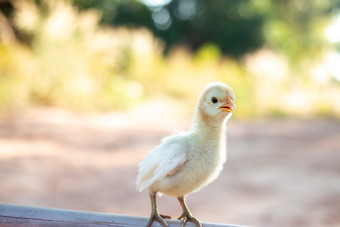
[
  {"left": 146, "top": 192, "right": 171, "bottom": 226},
  {"left": 147, "top": 211, "right": 169, "bottom": 227},
  {"left": 177, "top": 196, "right": 202, "bottom": 227},
  {"left": 177, "top": 211, "right": 202, "bottom": 227}
]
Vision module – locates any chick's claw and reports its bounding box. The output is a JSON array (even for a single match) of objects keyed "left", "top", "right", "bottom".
[{"left": 160, "top": 214, "right": 172, "bottom": 219}]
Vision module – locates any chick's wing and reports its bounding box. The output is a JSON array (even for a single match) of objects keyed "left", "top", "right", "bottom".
[{"left": 136, "top": 135, "right": 188, "bottom": 192}]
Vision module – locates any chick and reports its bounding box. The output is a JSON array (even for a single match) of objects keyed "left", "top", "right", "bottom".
[{"left": 136, "top": 82, "right": 236, "bottom": 227}]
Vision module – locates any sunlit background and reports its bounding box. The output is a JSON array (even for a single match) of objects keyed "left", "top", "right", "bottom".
[{"left": 0, "top": 0, "right": 340, "bottom": 226}]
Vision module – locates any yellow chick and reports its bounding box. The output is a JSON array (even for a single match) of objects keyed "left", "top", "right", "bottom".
[{"left": 137, "top": 82, "right": 236, "bottom": 227}]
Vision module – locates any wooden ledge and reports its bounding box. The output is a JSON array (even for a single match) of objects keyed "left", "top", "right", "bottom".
[{"left": 0, "top": 203, "right": 248, "bottom": 227}]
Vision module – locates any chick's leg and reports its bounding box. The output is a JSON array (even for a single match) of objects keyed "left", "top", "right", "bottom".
[
  {"left": 177, "top": 196, "right": 202, "bottom": 227},
  {"left": 146, "top": 192, "right": 171, "bottom": 227}
]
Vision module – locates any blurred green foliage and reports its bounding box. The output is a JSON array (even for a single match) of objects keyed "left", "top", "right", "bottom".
[
  {"left": 71, "top": 0, "right": 340, "bottom": 60},
  {"left": 73, "top": 0, "right": 265, "bottom": 58},
  {"left": 0, "top": 0, "right": 340, "bottom": 118}
]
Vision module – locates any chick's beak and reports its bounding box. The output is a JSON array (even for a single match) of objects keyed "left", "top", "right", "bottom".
[{"left": 219, "top": 97, "right": 235, "bottom": 113}]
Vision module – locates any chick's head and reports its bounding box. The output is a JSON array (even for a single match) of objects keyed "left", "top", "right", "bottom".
[{"left": 197, "top": 82, "right": 236, "bottom": 121}]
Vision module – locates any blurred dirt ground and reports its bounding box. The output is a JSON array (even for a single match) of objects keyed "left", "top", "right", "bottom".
[{"left": 0, "top": 107, "right": 340, "bottom": 227}]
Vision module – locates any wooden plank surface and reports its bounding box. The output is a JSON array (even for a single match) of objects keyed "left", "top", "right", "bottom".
[{"left": 0, "top": 203, "right": 247, "bottom": 227}]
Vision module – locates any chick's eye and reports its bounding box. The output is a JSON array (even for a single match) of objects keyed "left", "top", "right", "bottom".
[{"left": 211, "top": 97, "right": 218, "bottom": 104}]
